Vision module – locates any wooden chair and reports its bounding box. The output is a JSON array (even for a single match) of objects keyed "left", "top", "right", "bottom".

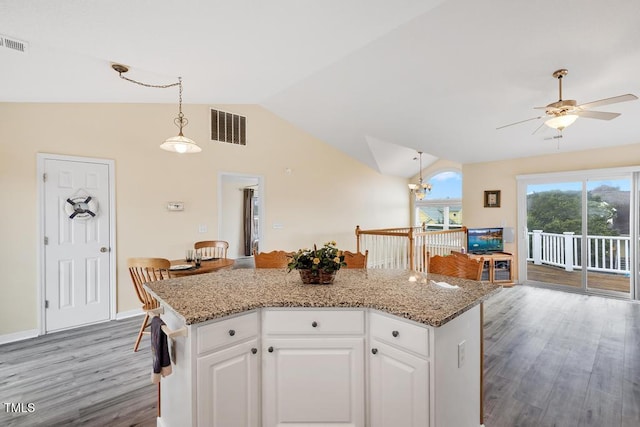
[
  {"left": 254, "top": 250, "right": 291, "bottom": 268},
  {"left": 195, "top": 240, "right": 229, "bottom": 259},
  {"left": 428, "top": 253, "right": 484, "bottom": 281},
  {"left": 128, "top": 257, "right": 171, "bottom": 352},
  {"left": 343, "top": 250, "right": 368, "bottom": 269}
]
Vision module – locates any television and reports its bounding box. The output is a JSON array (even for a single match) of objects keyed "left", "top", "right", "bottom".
[{"left": 467, "top": 227, "right": 504, "bottom": 254}]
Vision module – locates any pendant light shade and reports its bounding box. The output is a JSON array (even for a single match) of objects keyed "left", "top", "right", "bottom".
[
  {"left": 112, "top": 64, "right": 201, "bottom": 154},
  {"left": 160, "top": 135, "right": 201, "bottom": 154}
]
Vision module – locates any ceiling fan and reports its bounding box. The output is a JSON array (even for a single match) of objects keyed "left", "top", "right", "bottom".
[{"left": 497, "top": 69, "right": 638, "bottom": 133}]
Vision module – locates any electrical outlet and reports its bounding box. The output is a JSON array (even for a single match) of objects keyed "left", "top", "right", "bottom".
[
  {"left": 198, "top": 224, "right": 207, "bottom": 233},
  {"left": 458, "top": 340, "right": 466, "bottom": 368}
]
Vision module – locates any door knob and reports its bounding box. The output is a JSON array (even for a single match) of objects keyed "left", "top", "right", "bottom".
[
  {"left": 100, "top": 247, "right": 109, "bottom": 253},
  {"left": 251, "top": 348, "right": 257, "bottom": 354},
  {"left": 371, "top": 348, "right": 378, "bottom": 355}
]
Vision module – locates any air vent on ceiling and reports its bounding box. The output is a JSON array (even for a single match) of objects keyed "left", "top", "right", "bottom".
[
  {"left": 1, "top": 34, "right": 29, "bottom": 54},
  {"left": 211, "top": 108, "right": 246, "bottom": 145}
]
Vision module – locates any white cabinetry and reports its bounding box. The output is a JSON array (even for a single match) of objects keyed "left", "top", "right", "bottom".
[
  {"left": 369, "top": 311, "right": 431, "bottom": 427},
  {"left": 162, "top": 305, "right": 481, "bottom": 427},
  {"left": 195, "top": 312, "right": 260, "bottom": 427},
  {"left": 262, "top": 309, "right": 365, "bottom": 427}
]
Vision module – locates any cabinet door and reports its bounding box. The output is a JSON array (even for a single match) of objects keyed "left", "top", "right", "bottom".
[
  {"left": 263, "top": 337, "right": 364, "bottom": 427},
  {"left": 197, "top": 338, "right": 260, "bottom": 427},
  {"left": 369, "top": 339, "right": 429, "bottom": 427}
]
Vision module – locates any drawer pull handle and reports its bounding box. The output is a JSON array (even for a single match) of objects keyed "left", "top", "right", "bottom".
[
  {"left": 228, "top": 329, "right": 236, "bottom": 336},
  {"left": 251, "top": 348, "right": 257, "bottom": 355},
  {"left": 268, "top": 346, "right": 274, "bottom": 353},
  {"left": 392, "top": 330, "right": 399, "bottom": 338},
  {"left": 371, "top": 348, "right": 378, "bottom": 355},
  {"left": 311, "top": 321, "right": 318, "bottom": 328}
]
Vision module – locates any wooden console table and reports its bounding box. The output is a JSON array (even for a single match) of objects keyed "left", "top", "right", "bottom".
[{"left": 468, "top": 252, "right": 514, "bottom": 287}]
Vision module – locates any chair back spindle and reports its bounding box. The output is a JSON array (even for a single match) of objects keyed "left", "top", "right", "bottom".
[{"left": 254, "top": 250, "right": 291, "bottom": 268}]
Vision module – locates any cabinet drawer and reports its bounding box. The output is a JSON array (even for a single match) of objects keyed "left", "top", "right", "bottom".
[
  {"left": 263, "top": 309, "right": 364, "bottom": 335},
  {"left": 369, "top": 312, "right": 429, "bottom": 357},
  {"left": 197, "top": 311, "right": 259, "bottom": 355}
]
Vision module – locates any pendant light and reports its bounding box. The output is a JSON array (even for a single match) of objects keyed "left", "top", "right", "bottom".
[
  {"left": 408, "top": 151, "right": 432, "bottom": 200},
  {"left": 112, "top": 64, "right": 201, "bottom": 154}
]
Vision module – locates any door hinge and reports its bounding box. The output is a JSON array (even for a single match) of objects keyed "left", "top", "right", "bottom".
[
  {"left": 44, "top": 236, "right": 48, "bottom": 245},
  {"left": 43, "top": 173, "right": 47, "bottom": 182},
  {"left": 45, "top": 300, "right": 49, "bottom": 309}
]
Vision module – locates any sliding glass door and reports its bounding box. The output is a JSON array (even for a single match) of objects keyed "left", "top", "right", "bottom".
[
  {"left": 525, "top": 181, "right": 583, "bottom": 290},
  {"left": 585, "top": 178, "right": 631, "bottom": 295},
  {"left": 519, "top": 169, "right": 636, "bottom": 299}
]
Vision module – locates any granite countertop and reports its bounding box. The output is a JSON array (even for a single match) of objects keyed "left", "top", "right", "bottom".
[{"left": 144, "top": 268, "right": 501, "bottom": 328}]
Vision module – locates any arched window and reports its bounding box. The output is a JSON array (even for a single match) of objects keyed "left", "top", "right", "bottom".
[{"left": 415, "top": 170, "right": 462, "bottom": 230}]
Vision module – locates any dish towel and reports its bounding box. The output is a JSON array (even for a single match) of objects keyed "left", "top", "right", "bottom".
[{"left": 151, "top": 316, "right": 173, "bottom": 384}]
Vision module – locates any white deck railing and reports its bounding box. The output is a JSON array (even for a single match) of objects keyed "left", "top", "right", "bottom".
[
  {"left": 527, "top": 230, "right": 630, "bottom": 274},
  {"left": 355, "top": 225, "right": 466, "bottom": 272}
]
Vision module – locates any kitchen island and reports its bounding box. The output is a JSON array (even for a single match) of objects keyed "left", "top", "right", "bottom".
[{"left": 145, "top": 268, "right": 501, "bottom": 427}]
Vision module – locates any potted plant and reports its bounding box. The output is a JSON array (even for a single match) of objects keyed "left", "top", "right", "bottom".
[{"left": 287, "top": 241, "right": 346, "bottom": 284}]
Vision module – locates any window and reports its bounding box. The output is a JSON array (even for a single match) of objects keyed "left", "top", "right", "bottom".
[{"left": 415, "top": 171, "right": 462, "bottom": 230}]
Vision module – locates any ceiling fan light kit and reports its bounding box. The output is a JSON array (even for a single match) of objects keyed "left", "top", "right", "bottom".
[
  {"left": 111, "top": 63, "right": 201, "bottom": 154},
  {"left": 544, "top": 114, "right": 578, "bottom": 131},
  {"left": 498, "top": 68, "right": 637, "bottom": 137}
]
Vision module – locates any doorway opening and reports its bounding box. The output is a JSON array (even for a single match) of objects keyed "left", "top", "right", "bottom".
[{"left": 218, "top": 173, "right": 264, "bottom": 262}]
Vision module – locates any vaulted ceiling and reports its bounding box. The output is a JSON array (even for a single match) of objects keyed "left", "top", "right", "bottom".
[{"left": 2, "top": 0, "right": 639, "bottom": 177}]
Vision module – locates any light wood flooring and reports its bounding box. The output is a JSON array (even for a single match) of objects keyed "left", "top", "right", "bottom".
[
  {"left": 483, "top": 285, "right": 640, "bottom": 427},
  {"left": 1, "top": 285, "right": 639, "bottom": 426},
  {"left": 0, "top": 316, "right": 156, "bottom": 427}
]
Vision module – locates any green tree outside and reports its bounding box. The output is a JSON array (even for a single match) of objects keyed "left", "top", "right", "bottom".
[{"left": 527, "top": 190, "right": 618, "bottom": 236}]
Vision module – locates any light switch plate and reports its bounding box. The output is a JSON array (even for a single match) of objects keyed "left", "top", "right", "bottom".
[{"left": 167, "top": 202, "right": 184, "bottom": 211}]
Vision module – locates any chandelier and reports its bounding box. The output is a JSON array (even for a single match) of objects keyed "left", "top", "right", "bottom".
[
  {"left": 408, "top": 151, "right": 432, "bottom": 200},
  {"left": 112, "top": 64, "right": 201, "bottom": 154}
]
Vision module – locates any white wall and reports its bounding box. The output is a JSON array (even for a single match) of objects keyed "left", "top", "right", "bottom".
[{"left": 0, "top": 102, "right": 409, "bottom": 335}]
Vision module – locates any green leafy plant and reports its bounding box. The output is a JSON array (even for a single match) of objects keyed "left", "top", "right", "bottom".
[{"left": 287, "top": 241, "right": 346, "bottom": 273}]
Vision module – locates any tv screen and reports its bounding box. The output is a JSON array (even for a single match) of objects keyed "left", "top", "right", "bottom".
[{"left": 467, "top": 227, "right": 504, "bottom": 254}]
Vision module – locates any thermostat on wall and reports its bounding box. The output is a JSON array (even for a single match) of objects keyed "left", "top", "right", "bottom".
[{"left": 167, "top": 202, "right": 184, "bottom": 211}]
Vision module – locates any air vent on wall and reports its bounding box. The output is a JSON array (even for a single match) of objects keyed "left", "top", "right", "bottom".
[
  {"left": 211, "top": 108, "right": 246, "bottom": 145},
  {"left": 0, "top": 34, "right": 29, "bottom": 54}
]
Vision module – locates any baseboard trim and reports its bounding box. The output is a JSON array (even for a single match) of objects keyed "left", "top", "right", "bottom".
[
  {"left": 116, "top": 308, "right": 144, "bottom": 320},
  {"left": 0, "top": 328, "right": 39, "bottom": 345}
]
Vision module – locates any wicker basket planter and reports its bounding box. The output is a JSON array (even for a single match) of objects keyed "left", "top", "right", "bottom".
[{"left": 298, "top": 269, "right": 336, "bottom": 285}]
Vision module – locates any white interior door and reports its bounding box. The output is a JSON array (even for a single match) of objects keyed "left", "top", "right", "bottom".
[{"left": 43, "top": 158, "right": 111, "bottom": 332}]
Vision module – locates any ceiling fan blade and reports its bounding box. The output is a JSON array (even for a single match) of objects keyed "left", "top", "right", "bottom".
[
  {"left": 532, "top": 121, "right": 547, "bottom": 135},
  {"left": 496, "top": 116, "right": 543, "bottom": 130},
  {"left": 575, "top": 110, "right": 620, "bottom": 120},
  {"left": 577, "top": 94, "right": 638, "bottom": 110}
]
